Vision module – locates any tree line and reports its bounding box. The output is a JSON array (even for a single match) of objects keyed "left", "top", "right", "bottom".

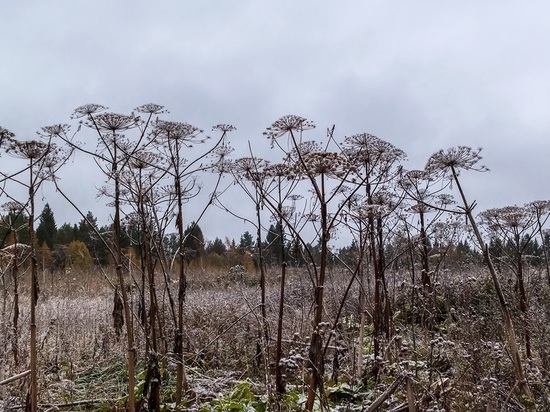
[{"left": 3, "top": 202, "right": 548, "bottom": 275}]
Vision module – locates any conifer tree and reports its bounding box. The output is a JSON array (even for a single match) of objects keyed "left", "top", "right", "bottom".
[
  {"left": 239, "top": 230, "right": 254, "bottom": 252},
  {"left": 36, "top": 203, "right": 56, "bottom": 249},
  {"left": 183, "top": 222, "right": 205, "bottom": 262},
  {"left": 206, "top": 237, "right": 226, "bottom": 255},
  {"left": 56, "top": 222, "right": 75, "bottom": 245},
  {"left": 265, "top": 224, "right": 282, "bottom": 265}
]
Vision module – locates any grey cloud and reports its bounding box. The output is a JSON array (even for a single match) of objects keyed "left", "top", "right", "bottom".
[{"left": 1, "top": 1, "right": 549, "bottom": 242}]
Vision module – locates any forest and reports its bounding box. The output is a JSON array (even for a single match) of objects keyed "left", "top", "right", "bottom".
[{"left": 1, "top": 105, "right": 550, "bottom": 411}]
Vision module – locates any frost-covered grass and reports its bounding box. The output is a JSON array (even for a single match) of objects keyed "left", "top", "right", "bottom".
[{"left": 2, "top": 265, "right": 550, "bottom": 410}]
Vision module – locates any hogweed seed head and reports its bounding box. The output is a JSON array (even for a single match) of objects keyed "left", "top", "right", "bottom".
[
  {"left": 7, "top": 139, "right": 51, "bottom": 160},
  {"left": 129, "top": 150, "right": 164, "bottom": 170},
  {"left": 39, "top": 124, "right": 71, "bottom": 137},
  {"left": 425, "top": 146, "right": 488, "bottom": 176},
  {"left": 134, "top": 103, "right": 167, "bottom": 115},
  {"left": 371, "top": 189, "right": 396, "bottom": 209},
  {"left": 232, "top": 157, "right": 269, "bottom": 182},
  {"left": 288, "top": 141, "right": 322, "bottom": 159},
  {"left": 527, "top": 200, "right": 550, "bottom": 215},
  {"left": 437, "top": 194, "right": 455, "bottom": 207},
  {"left": 292, "top": 151, "right": 353, "bottom": 179},
  {"left": 91, "top": 113, "right": 138, "bottom": 132},
  {"left": 152, "top": 120, "right": 204, "bottom": 144},
  {"left": 480, "top": 205, "right": 533, "bottom": 231},
  {"left": 212, "top": 124, "right": 236, "bottom": 133},
  {"left": 71, "top": 104, "right": 108, "bottom": 119},
  {"left": 212, "top": 142, "right": 234, "bottom": 160},
  {"left": 0, "top": 126, "right": 16, "bottom": 145},
  {"left": 345, "top": 133, "right": 406, "bottom": 166},
  {"left": 264, "top": 162, "right": 292, "bottom": 179},
  {"left": 264, "top": 115, "right": 315, "bottom": 141}
]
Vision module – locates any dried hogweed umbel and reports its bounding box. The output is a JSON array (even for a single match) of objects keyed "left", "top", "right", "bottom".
[
  {"left": 71, "top": 103, "right": 108, "bottom": 119},
  {"left": 425, "top": 146, "right": 488, "bottom": 176},
  {"left": 264, "top": 115, "right": 315, "bottom": 140}
]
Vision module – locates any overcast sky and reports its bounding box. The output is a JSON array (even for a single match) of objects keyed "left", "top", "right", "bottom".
[{"left": 1, "top": 1, "right": 549, "bottom": 244}]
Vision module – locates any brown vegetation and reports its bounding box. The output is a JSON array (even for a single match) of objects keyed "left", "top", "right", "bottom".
[
  {"left": 1, "top": 111, "right": 550, "bottom": 411},
  {"left": 1, "top": 262, "right": 550, "bottom": 410}
]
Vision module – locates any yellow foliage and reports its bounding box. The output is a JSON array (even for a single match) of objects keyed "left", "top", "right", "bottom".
[
  {"left": 241, "top": 252, "right": 255, "bottom": 272},
  {"left": 66, "top": 240, "right": 93, "bottom": 269}
]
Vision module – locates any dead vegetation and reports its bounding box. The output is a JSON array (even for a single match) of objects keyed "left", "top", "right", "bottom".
[
  {"left": 1, "top": 264, "right": 550, "bottom": 411},
  {"left": 1, "top": 111, "right": 550, "bottom": 411}
]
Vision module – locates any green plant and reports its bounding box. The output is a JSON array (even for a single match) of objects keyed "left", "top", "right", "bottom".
[{"left": 205, "top": 381, "right": 267, "bottom": 412}]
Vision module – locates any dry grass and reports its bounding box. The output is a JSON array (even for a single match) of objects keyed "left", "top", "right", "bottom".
[{"left": 2, "top": 264, "right": 550, "bottom": 410}]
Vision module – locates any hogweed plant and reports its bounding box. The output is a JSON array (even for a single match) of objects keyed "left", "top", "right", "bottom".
[
  {"left": 400, "top": 170, "right": 439, "bottom": 291},
  {"left": 337, "top": 192, "right": 373, "bottom": 381},
  {"left": 229, "top": 156, "right": 272, "bottom": 379},
  {"left": 261, "top": 161, "right": 298, "bottom": 398},
  {"left": 151, "top": 120, "right": 232, "bottom": 408},
  {"left": 479, "top": 204, "right": 543, "bottom": 360},
  {"left": 3, "top": 110, "right": 550, "bottom": 410},
  {"left": 263, "top": 117, "right": 386, "bottom": 410},
  {"left": 4, "top": 136, "right": 67, "bottom": 412},
  {"left": 343, "top": 133, "right": 407, "bottom": 381},
  {"left": 425, "top": 146, "right": 534, "bottom": 404},
  {"left": 526, "top": 200, "right": 550, "bottom": 286},
  {"left": 122, "top": 149, "right": 168, "bottom": 410},
  {"left": 399, "top": 170, "right": 457, "bottom": 329},
  {"left": 53, "top": 104, "right": 159, "bottom": 411}
]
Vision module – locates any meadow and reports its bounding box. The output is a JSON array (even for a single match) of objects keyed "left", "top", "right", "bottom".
[{"left": 2, "top": 260, "right": 550, "bottom": 411}]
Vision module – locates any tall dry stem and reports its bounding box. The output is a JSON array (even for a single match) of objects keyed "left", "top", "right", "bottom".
[{"left": 426, "top": 146, "right": 533, "bottom": 404}]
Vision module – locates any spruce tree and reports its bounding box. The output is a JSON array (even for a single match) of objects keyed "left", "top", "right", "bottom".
[
  {"left": 56, "top": 223, "right": 75, "bottom": 245},
  {"left": 36, "top": 204, "right": 57, "bottom": 249},
  {"left": 239, "top": 231, "right": 254, "bottom": 252},
  {"left": 183, "top": 222, "right": 205, "bottom": 262},
  {"left": 265, "top": 224, "right": 282, "bottom": 265}
]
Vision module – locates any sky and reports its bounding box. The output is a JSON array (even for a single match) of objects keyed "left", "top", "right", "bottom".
[{"left": 1, "top": 1, "right": 549, "bottom": 245}]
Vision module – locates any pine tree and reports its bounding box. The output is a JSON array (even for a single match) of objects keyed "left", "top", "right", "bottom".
[
  {"left": 206, "top": 237, "right": 226, "bottom": 255},
  {"left": 265, "top": 224, "right": 282, "bottom": 266},
  {"left": 36, "top": 204, "right": 57, "bottom": 249},
  {"left": 183, "top": 222, "right": 204, "bottom": 262},
  {"left": 77, "top": 211, "right": 98, "bottom": 248},
  {"left": 56, "top": 223, "right": 75, "bottom": 245},
  {"left": 76, "top": 212, "right": 109, "bottom": 265},
  {"left": 239, "top": 231, "right": 254, "bottom": 252}
]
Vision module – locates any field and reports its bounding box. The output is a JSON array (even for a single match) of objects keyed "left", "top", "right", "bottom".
[{"left": 2, "top": 262, "right": 550, "bottom": 411}]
